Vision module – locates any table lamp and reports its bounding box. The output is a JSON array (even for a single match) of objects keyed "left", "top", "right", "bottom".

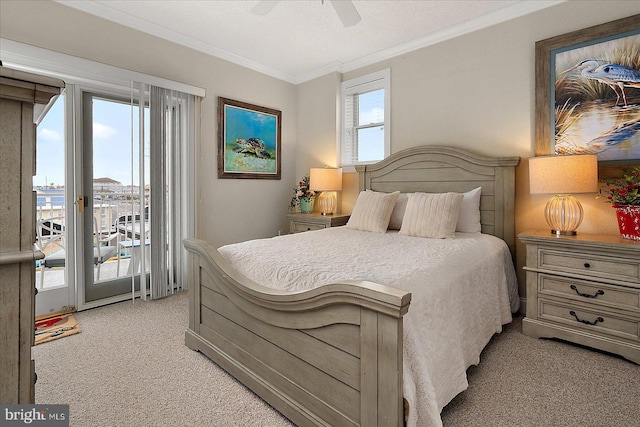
[
  {"left": 529, "top": 154, "right": 598, "bottom": 236},
  {"left": 310, "top": 167, "right": 343, "bottom": 216}
]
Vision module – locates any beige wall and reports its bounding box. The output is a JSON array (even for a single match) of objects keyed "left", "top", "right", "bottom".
[
  {"left": 2, "top": 0, "right": 638, "bottom": 299},
  {"left": 296, "top": 1, "right": 639, "bottom": 299},
  {"left": 294, "top": 72, "right": 344, "bottom": 212},
  {"left": 0, "top": 0, "right": 298, "bottom": 246}
]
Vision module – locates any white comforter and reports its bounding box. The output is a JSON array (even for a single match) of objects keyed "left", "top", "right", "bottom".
[{"left": 219, "top": 227, "right": 519, "bottom": 427}]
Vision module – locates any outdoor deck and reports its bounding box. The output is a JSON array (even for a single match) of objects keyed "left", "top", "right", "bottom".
[
  {"left": 35, "top": 187, "right": 150, "bottom": 291},
  {"left": 35, "top": 256, "right": 144, "bottom": 290}
]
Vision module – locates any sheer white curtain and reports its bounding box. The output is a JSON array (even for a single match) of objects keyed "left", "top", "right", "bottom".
[{"left": 147, "top": 86, "right": 199, "bottom": 299}]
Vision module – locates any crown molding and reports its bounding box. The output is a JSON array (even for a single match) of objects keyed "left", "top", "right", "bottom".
[
  {"left": 54, "top": 0, "right": 567, "bottom": 85},
  {"left": 293, "top": 61, "right": 345, "bottom": 85},
  {"left": 342, "top": 0, "right": 567, "bottom": 74},
  {"left": 54, "top": 0, "right": 298, "bottom": 84}
]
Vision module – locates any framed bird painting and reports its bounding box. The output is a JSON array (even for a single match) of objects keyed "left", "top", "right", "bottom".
[{"left": 535, "top": 14, "right": 640, "bottom": 170}]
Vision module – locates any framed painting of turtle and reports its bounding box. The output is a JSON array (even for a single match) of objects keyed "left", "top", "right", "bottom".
[
  {"left": 535, "top": 14, "right": 640, "bottom": 172},
  {"left": 218, "top": 97, "right": 281, "bottom": 179}
]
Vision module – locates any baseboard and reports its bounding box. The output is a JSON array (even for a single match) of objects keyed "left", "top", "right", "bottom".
[{"left": 36, "top": 307, "right": 76, "bottom": 321}]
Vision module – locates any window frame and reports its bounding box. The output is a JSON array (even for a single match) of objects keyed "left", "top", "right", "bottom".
[{"left": 339, "top": 68, "right": 391, "bottom": 170}]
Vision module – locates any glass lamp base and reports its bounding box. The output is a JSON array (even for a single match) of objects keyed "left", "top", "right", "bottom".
[
  {"left": 317, "top": 191, "right": 336, "bottom": 216},
  {"left": 545, "top": 194, "right": 583, "bottom": 236}
]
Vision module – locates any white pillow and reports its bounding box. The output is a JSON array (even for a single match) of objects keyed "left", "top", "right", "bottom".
[
  {"left": 456, "top": 187, "right": 482, "bottom": 233},
  {"left": 388, "top": 193, "right": 408, "bottom": 230},
  {"left": 399, "top": 192, "right": 464, "bottom": 238},
  {"left": 388, "top": 188, "right": 481, "bottom": 232},
  {"left": 346, "top": 190, "right": 400, "bottom": 233}
]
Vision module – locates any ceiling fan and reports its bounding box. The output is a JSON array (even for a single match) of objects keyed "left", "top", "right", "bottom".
[{"left": 251, "top": 0, "right": 361, "bottom": 28}]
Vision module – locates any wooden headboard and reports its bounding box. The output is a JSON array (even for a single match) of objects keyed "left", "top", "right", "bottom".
[{"left": 356, "top": 145, "right": 521, "bottom": 256}]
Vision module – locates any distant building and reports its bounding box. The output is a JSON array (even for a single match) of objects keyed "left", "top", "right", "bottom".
[
  {"left": 35, "top": 178, "right": 146, "bottom": 228},
  {"left": 93, "top": 177, "right": 122, "bottom": 193}
]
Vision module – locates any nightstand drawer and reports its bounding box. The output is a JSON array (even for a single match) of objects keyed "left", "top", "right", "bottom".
[
  {"left": 539, "top": 299, "right": 639, "bottom": 341},
  {"left": 538, "top": 274, "right": 640, "bottom": 313},
  {"left": 291, "top": 222, "right": 325, "bottom": 233},
  {"left": 520, "top": 231, "right": 640, "bottom": 364},
  {"left": 286, "top": 213, "right": 350, "bottom": 234},
  {"left": 538, "top": 249, "right": 640, "bottom": 283}
]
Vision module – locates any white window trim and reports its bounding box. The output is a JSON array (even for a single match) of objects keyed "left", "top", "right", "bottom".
[{"left": 339, "top": 68, "right": 390, "bottom": 171}]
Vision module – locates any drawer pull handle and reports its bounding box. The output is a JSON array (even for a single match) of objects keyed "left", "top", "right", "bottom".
[
  {"left": 569, "top": 310, "right": 604, "bottom": 326},
  {"left": 583, "top": 262, "right": 591, "bottom": 268},
  {"left": 570, "top": 285, "right": 604, "bottom": 299}
]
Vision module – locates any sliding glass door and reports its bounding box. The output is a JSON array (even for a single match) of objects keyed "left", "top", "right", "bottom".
[
  {"left": 34, "top": 92, "right": 74, "bottom": 317},
  {"left": 34, "top": 87, "right": 150, "bottom": 313},
  {"left": 34, "top": 80, "right": 195, "bottom": 313},
  {"left": 82, "top": 91, "right": 150, "bottom": 303}
]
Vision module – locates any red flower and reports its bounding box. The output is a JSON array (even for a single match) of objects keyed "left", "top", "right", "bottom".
[{"left": 601, "top": 167, "right": 640, "bottom": 207}]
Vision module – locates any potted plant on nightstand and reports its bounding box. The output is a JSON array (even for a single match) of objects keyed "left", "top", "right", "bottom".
[
  {"left": 602, "top": 167, "right": 640, "bottom": 240},
  {"left": 289, "top": 176, "right": 316, "bottom": 214}
]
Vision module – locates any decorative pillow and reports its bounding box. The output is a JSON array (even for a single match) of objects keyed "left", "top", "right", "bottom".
[
  {"left": 346, "top": 190, "right": 400, "bottom": 233},
  {"left": 388, "top": 193, "right": 408, "bottom": 230},
  {"left": 456, "top": 187, "right": 482, "bottom": 233},
  {"left": 399, "top": 192, "right": 464, "bottom": 238}
]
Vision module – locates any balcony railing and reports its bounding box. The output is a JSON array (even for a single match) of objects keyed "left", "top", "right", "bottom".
[{"left": 35, "top": 188, "right": 150, "bottom": 290}]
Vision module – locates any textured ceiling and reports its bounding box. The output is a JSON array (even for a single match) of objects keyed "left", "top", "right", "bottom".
[{"left": 56, "top": 0, "right": 564, "bottom": 83}]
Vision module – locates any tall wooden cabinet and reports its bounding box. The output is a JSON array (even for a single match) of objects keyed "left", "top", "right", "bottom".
[{"left": 0, "top": 67, "right": 64, "bottom": 403}]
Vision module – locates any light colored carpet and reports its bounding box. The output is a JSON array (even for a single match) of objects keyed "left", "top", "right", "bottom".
[
  {"left": 440, "top": 314, "right": 640, "bottom": 427},
  {"left": 34, "top": 292, "right": 293, "bottom": 427},
  {"left": 34, "top": 292, "right": 639, "bottom": 426}
]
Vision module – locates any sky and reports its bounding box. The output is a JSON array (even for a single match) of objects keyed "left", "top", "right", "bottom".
[
  {"left": 34, "top": 94, "right": 148, "bottom": 188},
  {"left": 34, "top": 95, "right": 65, "bottom": 187},
  {"left": 356, "top": 88, "right": 385, "bottom": 162}
]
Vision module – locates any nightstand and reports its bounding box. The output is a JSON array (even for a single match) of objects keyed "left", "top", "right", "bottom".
[
  {"left": 518, "top": 230, "right": 640, "bottom": 364},
  {"left": 285, "top": 212, "right": 350, "bottom": 234}
]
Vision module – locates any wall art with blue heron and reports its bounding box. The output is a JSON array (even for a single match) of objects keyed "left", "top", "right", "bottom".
[{"left": 552, "top": 29, "right": 640, "bottom": 162}]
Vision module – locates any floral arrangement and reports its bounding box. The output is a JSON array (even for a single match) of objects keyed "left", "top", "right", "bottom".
[
  {"left": 289, "top": 176, "right": 316, "bottom": 210},
  {"left": 601, "top": 167, "right": 640, "bottom": 206}
]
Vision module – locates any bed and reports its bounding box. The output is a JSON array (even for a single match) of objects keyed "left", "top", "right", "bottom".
[{"left": 184, "top": 145, "right": 521, "bottom": 427}]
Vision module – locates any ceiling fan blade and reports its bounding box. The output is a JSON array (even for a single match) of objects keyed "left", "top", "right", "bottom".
[
  {"left": 251, "top": 0, "right": 280, "bottom": 16},
  {"left": 329, "top": 0, "right": 361, "bottom": 27}
]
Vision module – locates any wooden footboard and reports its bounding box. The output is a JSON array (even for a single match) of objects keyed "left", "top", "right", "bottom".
[{"left": 183, "top": 238, "right": 411, "bottom": 427}]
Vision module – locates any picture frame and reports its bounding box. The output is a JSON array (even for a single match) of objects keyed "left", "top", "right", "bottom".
[
  {"left": 218, "top": 97, "right": 282, "bottom": 179},
  {"left": 534, "top": 14, "right": 640, "bottom": 177}
]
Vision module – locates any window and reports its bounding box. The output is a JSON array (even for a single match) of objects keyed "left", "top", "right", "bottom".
[{"left": 340, "top": 69, "right": 390, "bottom": 168}]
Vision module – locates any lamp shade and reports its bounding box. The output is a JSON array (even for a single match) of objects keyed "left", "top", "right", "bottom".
[
  {"left": 529, "top": 154, "right": 598, "bottom": 195},
  {"left": 310, "top": 168, "right": 343, "bottom": 191},
  {"left": 529, "top": 154, "right": 598, "bottom": 236}
]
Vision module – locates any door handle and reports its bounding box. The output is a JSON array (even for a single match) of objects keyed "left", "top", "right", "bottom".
[{"left": 78, "top": 196, "right": 85, "bottom": 213}]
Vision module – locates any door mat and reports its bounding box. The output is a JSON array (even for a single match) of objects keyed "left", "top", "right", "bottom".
[{"left": 35, "top": 313, "right": 81, "bottom": 345}]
